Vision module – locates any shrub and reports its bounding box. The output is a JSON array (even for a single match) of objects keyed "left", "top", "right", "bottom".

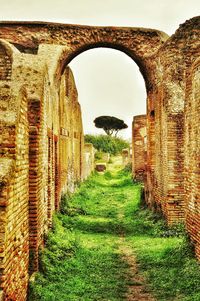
[
  {"left": 85, "top": 134, "right": 129, "bottom": 155},
  {"left": 94, "top": 151, "right": 104, "bottom": 161}
]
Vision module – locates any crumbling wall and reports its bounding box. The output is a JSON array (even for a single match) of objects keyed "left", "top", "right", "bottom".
[
  {"left": 132, "top": 115, "right": 147, "bottom": 181},
  {"left": 184, "top": 58, "right": 200, "bottom": 260},
  {"left": 145, "top": 17, "right": 200, "bottom": 225},
  {"left": 0, "top": 41, "right": 29, "bottom": 301},
  {"left": 0, "top": 41, "right": 85, "bottom": 300},
  {"left": 83, "top": 143, "right": 95, "bottom": 179},
  {"left": 27, "top": 46, "right": 84, "bottom": 273},
  {"left": 71, "top": 73, "right": 84, "bottom": 186},
  {"left": 59, "top": 68, "right": 84, "bottom": 194},
  {"left": 145, "top": 91, "right": 156, "bottom": 207},
  {"left": 122, "top": 148, "right": 130, "bottom": 166}
]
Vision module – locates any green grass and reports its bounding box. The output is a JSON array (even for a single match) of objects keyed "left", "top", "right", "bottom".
[
  {"left": 29, "top": 157, "right": 200, "bottom": 301},
  {"left": 127, "top": 235, "right": 200, "bottom": 301}
]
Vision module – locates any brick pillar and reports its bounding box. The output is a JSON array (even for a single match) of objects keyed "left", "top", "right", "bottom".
[
  {"left": 146, "top": 93, "right": 156, "bottom": 207},
  {"left": 184, "top": 59, "right": 200, "bottom": 259},
  {"left": 164, "top": 113, "right": 185, "bottom": 223},
  {"left": 54, "top": 136, "right": 61, "bottom": 211},
  {"left": 28, "top": 99, "right": 41, "bottom": 272}
]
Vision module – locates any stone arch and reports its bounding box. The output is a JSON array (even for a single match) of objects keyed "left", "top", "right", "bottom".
[
  {"left": 54, "top": 41, "right": 166, "bottom": 95},
  {"left": 0, "top": 22, "right": 169, "bottom": 90},
  {"left": 53, "top": 40, "right": 159, "bottom": 189},
  {"left": 47, "top": 25, "right": 180, "bottom": 224},
  {"left": 59, "top": 43, "right": 151, "bottom": 89}
]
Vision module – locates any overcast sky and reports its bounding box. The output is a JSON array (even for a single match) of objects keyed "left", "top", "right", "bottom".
[{"left": 0, "top": 0, "right": 199, "bottom": 139}]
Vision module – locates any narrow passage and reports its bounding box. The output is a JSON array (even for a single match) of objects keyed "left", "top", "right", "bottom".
[{"left": 29, "top": 157, "right": 200, "bottom": 301}]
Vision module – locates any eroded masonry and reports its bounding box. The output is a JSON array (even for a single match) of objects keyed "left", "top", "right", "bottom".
[{"left": 0, "top": 17, "right": 199, "bottom": 300}]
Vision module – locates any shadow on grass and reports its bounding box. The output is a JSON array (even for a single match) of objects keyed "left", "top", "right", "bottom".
[
  {"left": 132, "top": 236, "right": 200, "bottom": 301},
  {"left": 61, "top": 215, "right": 124, "bottom": 235}
]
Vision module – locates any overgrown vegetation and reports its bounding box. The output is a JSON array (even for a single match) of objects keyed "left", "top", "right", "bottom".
[
  {"left": 29, "top": 158, "right": 200, "bottom": 301},
  {"left": 85, "top": 134, "right": 129, "bottom": 155}
]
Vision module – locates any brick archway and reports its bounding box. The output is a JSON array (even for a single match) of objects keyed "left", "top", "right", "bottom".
[
  {"left": 0, "top": 21, "right": 188, "bottom": 224},
  {"left": 0, "top": 21, "right": 169, "bottom": 89}
]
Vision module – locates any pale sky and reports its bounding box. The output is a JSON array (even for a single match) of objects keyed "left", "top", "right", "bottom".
[{"left": 0, "top": 0, "right": 199, "bottom": 139}]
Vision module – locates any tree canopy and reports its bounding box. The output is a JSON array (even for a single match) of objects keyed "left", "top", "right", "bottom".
[{"left": 93, "top": 116, "right": 128, "bottom": 136}]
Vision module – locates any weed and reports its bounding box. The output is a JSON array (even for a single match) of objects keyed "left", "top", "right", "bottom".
[
  {"left": 123, "top": 162, "right": 132, "bottom": 173},
  {"left": 104, "top": 171, "right": 112, "bottom": 179}
]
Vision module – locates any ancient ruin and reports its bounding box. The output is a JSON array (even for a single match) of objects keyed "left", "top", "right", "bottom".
[
  {"left": 0, "top": 16, "right": 199, "bottom": 300},
  {"left": 132, "top": 115, "right": 147, "bottom": 181}
]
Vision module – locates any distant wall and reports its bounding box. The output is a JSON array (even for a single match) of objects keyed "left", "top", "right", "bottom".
[
  {"left": 122, "top": 148, "right": 130, "bottom": 166},
  {"left": 83, "top": 143, "right": 95, "bottom": 180},
  {"left": 132, "top": 115, "right": 147, "bottom": 181}
]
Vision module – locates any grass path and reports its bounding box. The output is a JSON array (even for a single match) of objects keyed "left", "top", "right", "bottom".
[{"left": 29, "top": 157, "right": 200, "bottom": 301}]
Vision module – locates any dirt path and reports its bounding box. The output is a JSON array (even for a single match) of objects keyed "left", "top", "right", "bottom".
[
  {"left": 118, "top": 237, "right": 156, "bottom": 301},
  {"left": 116, "top": 197, "right": 156, "bottom": 301}
]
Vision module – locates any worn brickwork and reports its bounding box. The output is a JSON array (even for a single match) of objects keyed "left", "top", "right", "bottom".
[
  {"left": 145, "top": 17, "right": 200, "bottom": 226},
  {"left": 59, "top": 68, "right": 84, "bottom": 193},
  {"left": 27, "top": 49, "right": 84, "bottom": 273},
  {"left": 132, "top": 115, "right": 147, "bottom": 181},
  {"left": 0, "top": 43, "right": 12, "bottom": 80},
  {"left": 0, "top": 40, "right": 29, "bottom": 301},
  {"left": 83, "top": 143, "right": 95, "bottom": 180},
  {"left": 184, "top": 58, "right": 200, "bottom": 260},
  {"left": 0, "top": 41, "right": 85, "bottom": 300},
  {"left": 0, "top": 16, "right": 199, "bottom": 299},
  {"left": 3, "top": 89, "right": 29, "bottom": 301}
]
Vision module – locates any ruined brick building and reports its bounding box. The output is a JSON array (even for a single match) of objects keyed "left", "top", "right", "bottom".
[{"left": 0, "top": 16, "right": 199, "bottom": 300}]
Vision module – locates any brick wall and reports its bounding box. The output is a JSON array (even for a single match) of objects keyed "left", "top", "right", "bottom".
[
  {"left": 145, "top": 89, "right": 156, "bottom": 208},
  {"left": 145, "top": 17, "right": 200, "bottom": 224},
  {"left": 184, "top": 58, "right": 200, "bottom": 260},
  {"left": 0, "top": 41, "right": 30, "bottom": 301},
  {"left": 0, "top": 87, "right": 29, "bottom": 300},
  {"left": 0, "top": 44, "right": 12, "bottom": 81},
  {"left": 0, "top": 42, "right": 86, "bottom": 300},
  {"left": 59, "top": 68, "right": 84, "bottom": 193},
  {"left": 3, "top": 89, "right": 29, "bottom": 301}
]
